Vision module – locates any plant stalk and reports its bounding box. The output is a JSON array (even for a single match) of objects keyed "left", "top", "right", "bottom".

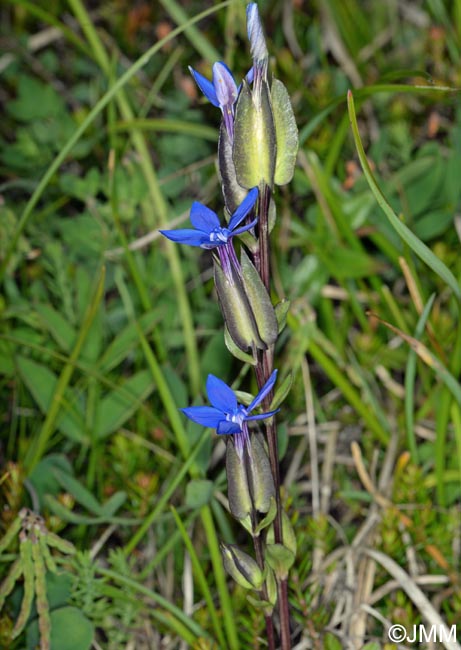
[
  {"left": 251, "top": 515, "right": 276, "bottom": 650},
  {"left": 254, "top": 183, "right": 292, "bottom": 650}
]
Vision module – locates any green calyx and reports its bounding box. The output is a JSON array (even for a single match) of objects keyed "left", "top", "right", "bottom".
[{"left": 221, "top": 543, "right": 264, "bottom": 590}]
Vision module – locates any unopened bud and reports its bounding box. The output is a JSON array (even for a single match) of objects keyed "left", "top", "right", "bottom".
[
  {"left": 214, "top": 258, "right": 265, "bottom": 352},
  {"left": 226, "top": 439, "right": 252, "bottom": 520},
  {"left": 221, "top": 543, "right": 263, "bottom": 590},
  {"left": 248, "top": 433, "right": 275, "bottom": 513},
  {"left": 233, "top": 80, "right": 276, "bottom": 189},
  {"left": 241, "top": 251, "right": 278, "bottom": 348},
  {"left": 246, "top": 3, "right": 269, "bottom": 64}
]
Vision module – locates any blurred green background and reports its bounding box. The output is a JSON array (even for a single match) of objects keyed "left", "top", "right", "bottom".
[{"left": 1, "top": 1, "right": 461, "bottom": 648}]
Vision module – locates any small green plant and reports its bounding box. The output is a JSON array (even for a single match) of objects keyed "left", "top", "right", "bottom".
[{"left": 0, "top": 509, "right": 75, "bottom": 649}]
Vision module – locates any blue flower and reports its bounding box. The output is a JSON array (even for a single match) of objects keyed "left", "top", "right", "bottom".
[
  {"left": 189, "top": 61, "right": 254, "bottom": 139},
  {"left": 159, "top": 187, "right": 258, "bottom": 250},
  {"left": 181, "top": 369, "right": 279, "bottom": 458}
]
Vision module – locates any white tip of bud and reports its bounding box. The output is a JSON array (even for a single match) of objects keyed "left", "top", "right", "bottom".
[{"left": 246, "top": 3, "right": 268, "bottom": 63}]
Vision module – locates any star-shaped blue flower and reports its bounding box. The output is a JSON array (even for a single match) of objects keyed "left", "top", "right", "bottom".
[
  {"left": 189, "top": 61, "right": 254, "bottom": 139},
  {"left": 159, "top": 187, "right": 258, "bottom": 250},
  {"left": 181, "top": 369, "right": 279, "bottom": 458}
]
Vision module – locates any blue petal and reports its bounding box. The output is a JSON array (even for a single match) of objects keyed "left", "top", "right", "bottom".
[
  {"left": 189, "top": 202, "right": 220, "bottom": 233},
  {"left": 206, "top": 375, "right": 237, "bottom": 412},
  {"left": 212, "top": 61, "right": 238, "bottom": 107},
  {"left": 228, "top": 187, "right": 259, "bottom": 231},
  {"left": 247, "top": 369, "right": 278, "bottom": 412},
  {"left": 181, "top": 406, "right": 224, "bottom": 428},
  {"left": 231, "top": 216, "right": 258, "bottom": 237},
  {"left": 159, "top": 228, "right": 209, "bottom": 247},
  {"left": 188, "top": 66, "right": 219, "bottom": 107},
  {"left": 245, "top": 408, "right": 279, "bottom": 422},
  {"left": 217, "top": 420, "right": 242, "bottom": 435},
  {"left": 246, "top": 66, "right": 255, "bottom": 85}
]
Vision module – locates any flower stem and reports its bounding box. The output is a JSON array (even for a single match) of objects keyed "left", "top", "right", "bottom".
[
  {"left": 254, "top": 183, "right": 292, "bottom": 649},
  {"left": 252, "top": 522, "right": 276, "bottom": 650}
]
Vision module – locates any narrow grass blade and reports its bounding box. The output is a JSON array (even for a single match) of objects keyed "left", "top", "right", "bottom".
[
  {"left": 123, "top": 428, "right": 209, "bottom": 555},
  {"left": 25, "top": 268, "right": 106, "bottom": 472},
  {"left": 369, "top": 312, "right": 461, "bottom": 407},
  {"left": 158, "top": 0, "right": 221, "bottom": 63},
  {"left": 171, "top": 505, "right": 228, "bottom": 650},
  {"left": 347, "top": 90, "right": 461, "bottom": 300},
  {"left": 96, "top": 567, "right": 208, "bottom": 642},
  {"left": 405, "top": 294, "right": 436, "bottom": 463},
  {"left": 113, "top": 118, "right": 217, "bottom": 141}
]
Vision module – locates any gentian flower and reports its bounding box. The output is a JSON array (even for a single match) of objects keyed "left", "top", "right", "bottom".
[
  {"left": 181, "top": 370, "right": 279, "bottom": 458},
  {"left": 160, "top": 187, "right": 258, "bottom": 280},
  {"left": 189, "top": 61, "right": 254, "bottom": 140}
]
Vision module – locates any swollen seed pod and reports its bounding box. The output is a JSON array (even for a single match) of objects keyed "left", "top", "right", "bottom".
[
  {"left": 233, "top": 80, "right": 276, "bottom": 190},
  {"left": 214, "top": 258, "right": 265, "bottom": 352},
  {"left": 247, "top": 432, "right": 275, "bottom": 514},
  {"left": 241, "top": 250, "right": 278, "bottom": 348},
  {"left": 226, "top": 438, "right": 253, "bottom": 520},
  {"left": 221, "top": 543, "right": 263, "bottom": 590}
]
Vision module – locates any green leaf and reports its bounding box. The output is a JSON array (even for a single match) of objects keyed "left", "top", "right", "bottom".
[
  {"left": 275, "top": 299, "right": 290, "bottom": 334},
  {"left": 99, "top": 309, "right": 160, "bottom": 373},
  {"left": 16, "top": 356, "right": 86, "bottom": 443},
  {"left": 35, "top": 304, "right": 76, "bottom": 353},
  {"left": 414, "top": 209, "right": 453, "bottom": 241},
  {"left": 264, "top": 543, "right": 295, "bottom": 579},
  {"left": 100, "top": 491, "right": 127, "bottom": 517},
  {"left": 254, "top": 496, "right": 277, "bottom": 535},
  {"left": 8, "top": 75, "right": 65, "bottom": 121},
  {"left": 185, "top": 479, "right": 214, "bottom": 509},
  {"left": 44, "top": 495, "right": 135, "bottom": 526},
  {"left": 26, "top": 606, "right": 94, "bottom": 650},
  {"left": 270, "top": 372, "right": 293, "bottom": 410},
  {"left": 214, "top": 259, "right": 264, "bottom": 351},
  {"left": 53, "top": 469, "right": 104, "bottom": 516},
  {"left": 347, "top": 91, "right": 461, "bottom": 300},
  {"left": 29, "top": 454, "right": 74, "bottom": 506},
  {"left": 271, "top": 79, "right": 298, "bottom": 186},
  {"left": 94, "top": 370, "right": 155, "bottom": 439},
  {"left": 233, "top": 80, "right": 276, "bottom": 188},
  {"left": 324, "top": 632, "right": 343, "bottom": 650},
  {"left": 224, "top": 326, "right": 257, "bottom": 365}
]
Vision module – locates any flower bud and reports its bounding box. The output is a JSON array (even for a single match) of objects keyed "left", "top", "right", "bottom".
[
  {"left": 212, "top": 62, "right": 238, "bottom": 108},
  {"left": 241, "top": 250, "right": 278, "bottom": 348},
  {"left": 246, "top": 3, "right": 269, "bottom": 65},
  {"left": 226, "top": 438, "right": 252, "bottom": 520},
  {"left": 214, "top": 258, "right": 265, "bottom": 352},
  {"left": 221, "top": 543, "right": 263, "bottom": 590},
  {"left": 233, "top": 80, "right": 276, "bottom": 189},
  {"left": 248, "top": 432, "right": 275, "bottom": 514}
]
